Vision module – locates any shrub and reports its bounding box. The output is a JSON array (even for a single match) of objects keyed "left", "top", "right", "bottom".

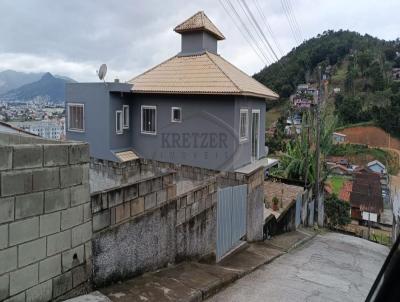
[{"left": 325, "top": 194, "right": 351, "bottom": 228}]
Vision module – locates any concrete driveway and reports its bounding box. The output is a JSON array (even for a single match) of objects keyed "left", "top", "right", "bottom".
[{"left": 207, "top": 232, "right": 389, "bottom": 302}]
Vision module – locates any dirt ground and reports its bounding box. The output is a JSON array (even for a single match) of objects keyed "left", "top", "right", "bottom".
[{"left": 340, "top": 126, "right": 400, "bottom": 150}]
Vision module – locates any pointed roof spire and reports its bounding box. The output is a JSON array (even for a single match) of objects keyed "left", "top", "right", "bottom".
[{"left": 174, "top": 11, "right": 225, "bottom": 40}]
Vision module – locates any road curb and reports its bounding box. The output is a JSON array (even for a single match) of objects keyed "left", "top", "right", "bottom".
[{"left": 200, "top": 231, "right": 317, "bottom": 301}]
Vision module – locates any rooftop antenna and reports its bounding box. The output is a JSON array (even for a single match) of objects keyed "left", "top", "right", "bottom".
[{"left": 96, "top": 64, "right": 107, "bottom": 83}]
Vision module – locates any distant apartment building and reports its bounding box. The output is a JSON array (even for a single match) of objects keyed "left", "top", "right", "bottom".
[{"left": 9, "top": 119, "right": 65, "bottom": 140}]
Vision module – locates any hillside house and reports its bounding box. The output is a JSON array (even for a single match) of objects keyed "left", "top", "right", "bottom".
[
  {"left": 332, "top": 132, "right": 346, "bottom": 144},
  {"left": 350, "top": 171, "right": 383, "bottom": 225},
  {"left": 393, "top": 67, "right": 400, "bottom": 81},
  {"left": 66, "top": 11, "right": 278, "bottom": 171},
  {"left": 367, "top": 159, "right": 386, "bottom": 174}
]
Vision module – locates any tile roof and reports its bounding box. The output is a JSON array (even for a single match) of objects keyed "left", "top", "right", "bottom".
[
  {"left": 350, "top": 171, "right": 383, "bottom": 213},
  {"left": 264, "top": 181, "right": 304, "bottom": 220},
  {"left": 114, "top": 150, "right": 139, "bottom": 162},
  {"left": 174, "top": 11, "right": 225, "bottom": 40},
  {"left": 128, "top": 51, "right": 279, "bottom": 100},
  {"left": 338, "top": 181, "right": 352, "bottom": 202}
]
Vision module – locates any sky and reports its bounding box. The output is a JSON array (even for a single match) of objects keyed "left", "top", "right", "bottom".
[{"left": 0, "top": 0, "right": 399, "bottom": 82}]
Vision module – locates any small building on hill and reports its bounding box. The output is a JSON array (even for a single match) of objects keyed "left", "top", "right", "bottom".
[
  {"left": 367, "top": 160, "right": 386, "bottom": 175},
  {"left": 393, "top": 67, "right": 400, "bottom": 81},
  {"left": 332, "top": 132, "right": 346, "bottom": 144},
  {"left": 350, "top": 171, "right": 383, "bottom": 225}
]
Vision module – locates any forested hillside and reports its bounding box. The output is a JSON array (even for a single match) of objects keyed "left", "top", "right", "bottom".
[{"left": 254, "top": 30, "right": 400, "bottom": 137}]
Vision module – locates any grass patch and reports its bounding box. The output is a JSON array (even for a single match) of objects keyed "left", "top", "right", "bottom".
[
  {"left": 327, "top": 175, "right": 350, "bottom": 195},
  {"left": 331, "top": 62, "right": 347, "bottom": 84}
]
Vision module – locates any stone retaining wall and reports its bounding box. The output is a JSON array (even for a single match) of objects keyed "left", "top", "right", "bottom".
[{"left": 0, "top": 140, "right": 92, "bottom": 302}]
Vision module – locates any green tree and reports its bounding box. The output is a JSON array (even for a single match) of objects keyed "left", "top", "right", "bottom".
[
  {"left": 357, "top": 50, "right": 373, "bottom": 76},
  {"left": 384, "top": 48, "right": 397, "bottom": 61},
  {"left": 335, "top": 94, "right": 363, "bottom": 124},
  {"left": 368, "top": 61, "right": 385, "bottom": 91},
  {"left": 325, "top": 194, "right": 351, "bottom": 228},
  {"left": 278, "top": 109, "right": 336, "bottom": 186}
]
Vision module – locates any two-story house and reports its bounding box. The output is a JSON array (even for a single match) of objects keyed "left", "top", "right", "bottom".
[{"left": 66, "top": 11, "right": 278, "bottom": 171}]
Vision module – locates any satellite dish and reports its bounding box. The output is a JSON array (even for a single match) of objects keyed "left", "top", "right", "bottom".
[{"left": 97, "top": 64, "right": 107, "bottom": 81}]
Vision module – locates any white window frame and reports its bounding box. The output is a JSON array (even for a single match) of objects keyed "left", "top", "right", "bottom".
[
  {"left": 171, "top": 107, "right": 182, "bottom": 123},
  {"left": 251, "top": 109, "right": 261, "bottom": 161},
  {"left": 116, "top": 110, "right": 123, "bottom": 135},
  {"left": 141, "top": 105, "right": 157, "bottom": 135},
  {"left": 67, "top": 103, "right": 85, "bottom": 132},
  {"left": 122, "top": 105, "right": 129, "bottom": 129},
  {"left": 239, "top": 108, "right": 249, "bottom": 142}
]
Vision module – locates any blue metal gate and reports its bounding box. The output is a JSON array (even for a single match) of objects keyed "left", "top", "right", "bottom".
[{"left": 216, "top": 185, "right": 247, "bottom": 261}]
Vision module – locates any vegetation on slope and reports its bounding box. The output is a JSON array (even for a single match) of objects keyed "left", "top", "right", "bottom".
[
  {"left": 330, "top": 144, "right": 399, "bottom": 174},
  {"left": 256, "top": 30, "right": 400, "bottom": 137}
]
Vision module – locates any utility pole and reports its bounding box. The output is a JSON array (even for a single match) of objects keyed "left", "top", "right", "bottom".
[
  {"left": 368, "top": 184, "right": 372, "bottom": 240},
  {"left": 315, "top": 66, "right": 323, "bottom": 227}
]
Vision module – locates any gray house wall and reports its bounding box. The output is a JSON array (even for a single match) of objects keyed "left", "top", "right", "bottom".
[
  {"left": 66, "top": 85, "right": 268, "bottom": 171},
  {"left": 66, "top": 83, "right": 132, "bottom": 161},
  {"left": 131, "top": 94, "right": 240, "bottom": 171},
  {"left": 180, "top": 32, "right": 218, "bottom": 55},
  {"left": 233, "top": 95, "right": 266, "bottom": 167},
  {"left": 109, "top": 92, "right": 132, "bottom": 153}
]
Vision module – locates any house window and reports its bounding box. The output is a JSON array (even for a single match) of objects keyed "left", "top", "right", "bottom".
[
  {"left": 141, "top": 105, "right": 157, "bottom": 134},
  {"left": 171, "top": 107, "right": 182, "bottom": 122},
  {"left": 123, "top": 105, "right": 129, "bottom": 129},
  {"left": 116, "top": 110, "right": 123, "bottom": 135},
  {"left": 67, "top": 103, "right": 84, "bottom": 132},
  {"left": 239, "top": 109, "right": 249, "bottom": 141}
]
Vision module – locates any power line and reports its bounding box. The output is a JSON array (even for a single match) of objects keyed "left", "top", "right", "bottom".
[
  {"left": 280, "top": 0, "right": 301, "bottom": 45},
  {"left": 253, "top": 0, "right": 285, "bottom": 57},
  {"left": 282, "top": 0, "right": 301, "bottom": 44},
  {"left": 218, "top": 0, "right": 268, "bottom": 65},
  {"left": 284, "top": 0, "right": 302, "bottom": 42},
  {"left": 234, "top": 0, "right": 274, "bottom": 63},
  {"left": 239, "top": 0, "right": 280, "bottom": 62},
  {"left": 223, "top": 0, "right": 273, "bottom": 65},
  {"left": 285, "top": 0, "right": 303, "bottom": 42}
]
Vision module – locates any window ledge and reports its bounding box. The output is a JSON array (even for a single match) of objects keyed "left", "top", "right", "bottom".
[{"left": 141, "top": 131, "right": 157, "bottom": 136}]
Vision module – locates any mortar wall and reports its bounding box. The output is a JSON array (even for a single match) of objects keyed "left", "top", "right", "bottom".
[{"left": 0, "top": 141, "right": 92, "bottom": 302}]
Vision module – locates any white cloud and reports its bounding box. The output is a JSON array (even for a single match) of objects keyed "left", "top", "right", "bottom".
[{"left": 0, "top": 0, "right": 399, "bottom": 82}]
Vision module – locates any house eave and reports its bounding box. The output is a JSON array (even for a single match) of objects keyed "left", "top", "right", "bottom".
[{"left": 130, "top": 90, "right": 279, "bottom": 101}]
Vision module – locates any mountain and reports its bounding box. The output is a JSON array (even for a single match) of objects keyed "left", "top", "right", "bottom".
[
  {"left": 0, "top": 70, "right": 44, "bottom": 94},
  {"left": 0, "top": 72, "right": 75, "bottom": 103},
  {"left": 254, "top": 30, "right": 400, "bottom": 97},
  {"left": 255, "top": 30, "right": 400, "bottom": 137}
]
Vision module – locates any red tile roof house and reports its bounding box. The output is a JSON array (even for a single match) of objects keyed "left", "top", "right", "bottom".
[
  {"left": 65, "top": 11, "right": 279, "bottom": 172},
  {"left": 350, "top": 171, "right": 383, "bottom": 225}
]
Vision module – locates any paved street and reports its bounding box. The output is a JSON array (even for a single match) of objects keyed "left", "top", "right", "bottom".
[{"left": 207, "top": 232, "right": 389, "bottom": 302}]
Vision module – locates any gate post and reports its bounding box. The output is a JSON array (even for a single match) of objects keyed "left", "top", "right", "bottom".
[
  {"left": 244, "top": 168, "right": 264, "bottom": 242},
  {"left": 318, "top": 193, "right": 324, "bottom": 227}
]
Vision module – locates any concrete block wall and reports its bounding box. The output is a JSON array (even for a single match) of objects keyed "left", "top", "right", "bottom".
[
  {"left": 0, "top": 141, "right": 92, "bottom": 302},
  {"left": 243, "top": 167, "right": 265, "bottom": 242},
  {"left": 90, "top": 171, "right": 217, "bottom": 287},
  {"left": 90, "top": 172, "right": 176, "bottom": 233}
]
